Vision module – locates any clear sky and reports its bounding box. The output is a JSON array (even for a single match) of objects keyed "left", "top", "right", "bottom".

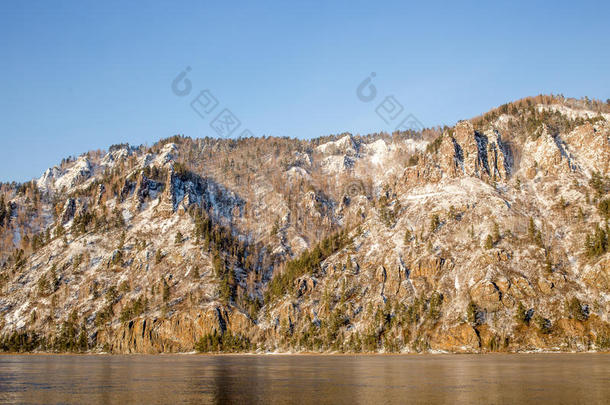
[{"left": 1, "top": 0, "right": 609, "bottom": 182}]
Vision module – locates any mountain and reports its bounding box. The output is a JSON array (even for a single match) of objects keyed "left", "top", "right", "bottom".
[{"left": 1, "top": 95, "right": 609, "bottom": 353}]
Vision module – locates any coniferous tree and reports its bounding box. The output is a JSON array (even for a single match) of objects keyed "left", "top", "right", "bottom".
[
  {"left": 492, "top": 222, "right": 500, "bottom": 243},
  {"left": 429, "top": 214, "right": 441, "bottom": 233},
  {"left": 6, "top": 202, "right": 13, "bottom": 223},
  {"left": 467, "top": 301, "right": 479, "bottom": 325},
  {"left": 589, "top": 171, "right": 606, "bottom": 199},
  {"left": 484, "top": 234, "right": 494, "bottom": 250},
  {"left": 162, "top": 279, "right": 170, "bottom": 302},
  {"left": 404, "top": 229, "right": 412, "bottom": 243},
  {"left": 78, "top": 321, "right": 88, "bottom": 351},
  {"left": 0, "top": 195, "right": 5, "bottom": 227},
  {"left": 55, "top": 223, "right": 65, "bottom": 238},
  {"left": 118, "top": 231, "right": 126, "bottom": 250},
  {"left": 599, "top": 198, "right": 610, "bottom": 220},
  {"left": 515, "top": 302, "right": 529, "bottom": 325},
  {"left": 585, "top": 224, "right": 608, "bottom": 257},
  {"left": 527, "top": 217, "right": 536, "bottom": 242},
  {"left": 527, "top": 217, "right": 543, "bottom": 247}
]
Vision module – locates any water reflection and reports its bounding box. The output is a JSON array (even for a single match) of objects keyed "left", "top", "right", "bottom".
[{"left": 0, "top": 354, "right": 609, "bottom": 404}]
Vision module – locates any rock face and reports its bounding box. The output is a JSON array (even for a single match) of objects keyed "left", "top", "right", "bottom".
[
  {"left": 486, "top": 130, "right": 512, "bottom": 179},
  {"left": 0, "top": 97, "right": 609, "bottom": 354},
  {"left": 563, "top": 122, "right": 610, "bottom": 176},
  {"left": 438, "top": 122, "right": 513, "bottom": 181},
  {"left": 132, "top": 174, "right": 163, "bottom": 211},
  {"left": 101, "top": 307, "right": 253, "bottom": 353},
  {"left": 60, "top": 198, "right": 77, "bottom": 223}
]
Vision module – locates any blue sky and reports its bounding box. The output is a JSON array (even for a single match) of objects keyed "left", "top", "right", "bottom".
[{"left": 1, "top": 0, "right": 609, "bottom": 182}]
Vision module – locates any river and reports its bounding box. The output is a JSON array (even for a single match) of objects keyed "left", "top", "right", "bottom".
[{"left": 1, "top": 353, "right": 609, "bottom": 404}]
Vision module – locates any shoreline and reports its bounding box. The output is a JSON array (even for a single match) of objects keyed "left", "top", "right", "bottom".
[{"left": 1, "top": 350, "right": 609, "bottom": 356}]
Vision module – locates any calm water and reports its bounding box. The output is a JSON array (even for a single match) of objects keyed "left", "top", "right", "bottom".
[{"left": 0, "top": 354, "right": 609, "bottom": 404}]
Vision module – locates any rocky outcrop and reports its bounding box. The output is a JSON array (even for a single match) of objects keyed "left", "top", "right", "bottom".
[
  {"left": 100, "top": 307, "right": 254, "bottom": 353},
  {"left": 60, "top": 198, "right": 77, "bottom": 223},
  {"left": 430, "top": 323, "right": 480, "bottom": 352},
  {"left": 132, "top": 173, "right": 164, "bottom": 211},
  {"left": 410, "top": 256, "right": 448, "bottom": 281},
  {"left": 562, "top": 122, "right": 610, "bottom": 175},
  {"left": 438, "top": 136, "right": 462, "bottom": 177},
  {"left": 454, "top": 121, "right": 481, "bottom": 176},
  {"left": 486, "top": 130, "right": 512, "bottom": 179},
  {"left": 439, "top": 122, "right": 512, "bottom": 180},
  {"left": 521, "top": 125, "right": 572, "bottom": 177}
]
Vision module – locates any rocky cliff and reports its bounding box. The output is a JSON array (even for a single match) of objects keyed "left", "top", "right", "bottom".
[{"left": 1, "top": 95, "right": 609, "bottom": 353}]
